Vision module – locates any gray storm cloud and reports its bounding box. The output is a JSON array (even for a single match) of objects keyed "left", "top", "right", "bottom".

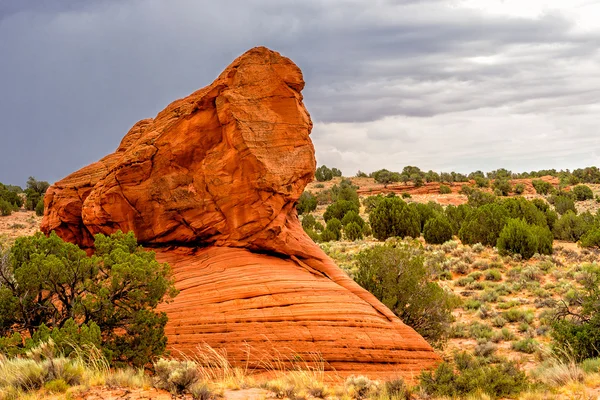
[{"left": 0, "top": 0, "right": 599, "bottom": 185}]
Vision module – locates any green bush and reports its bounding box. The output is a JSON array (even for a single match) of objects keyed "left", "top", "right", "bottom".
[
  {"left": 580, "top": 226, "right": 600, "bottom": 248},
  {"left": 0, "top": 199, "right": 14, "bottom": 216},
  {"left": 459, "top": 203, "right": 509, "bottom": 246},
  {"left": 553, "top": 211, "right": 592, "bottom": 242},
  {"left": 423, "top": 214, "right": 453, "bottom": 244},
  {"left": 552, "top": 195, "right": 576, "bottom": 215},
  {"left": 439, "top": 184, "right": 451, "bottom": 194},
  {"left": 497, "top": 218, "right": 553, "bottom": 259},
  {"left": 0, "top": 231, "right": 178, "bottom": 367},
  {"left": 467, "top": 189, "right": 497, "bottom": 207},
  {"left": 369, "top": 197, "right": 420, "bottom": 241},
  {"left": 344, "top": 222, "right": 363, "bottom": 241},
  {"left": 297, "top": 191, "right": 317, "bottom": 215},
  {"left": 475, "top": 176, "right": 489, "bottom": 188},
  {"left": 572, "top": 185, "right": 594, "bottom": 201},
  {"left": 512, "top": 338, "right": 538, "bottom": 353},
  {"left": 323, "top": 200, "right": 359, "bottom": 223},
  {"left": 532, "top": 179, "right": 553, "bottom": 195},
  {"left": 341, "top": 210, "right": 364, "bottom": 228},
  {"left": 354, "top": 241, "right": 459, "bottom": 346},
  {"left": 324, "top": 218, "right": 342, "bottom": 241},
  {"left": 514, "top": 183, "right": 525, "bottom": 194},
  {"left": 501, "top": 196, "right": 547, "bottom": 227},
  {"left": 493, "top": 179, "right": 512, "bottom": 196},
  {"left": 445, "top": 204, "right": 472, "bottom": 235},
  {"left": 35, "top": 199, "right": 44, "bottom": 217},
  {"left": 551, "top": 263, "right": 600, "bottom": 361},
  {"left": 301, "top": 214, "right": 316, "bottom": 230},
  {"left": 315, "top": 165, "right": 334, "bottom": 182},
  {"left": 418, "top": 352, "right": 528, "bottom": 398}
]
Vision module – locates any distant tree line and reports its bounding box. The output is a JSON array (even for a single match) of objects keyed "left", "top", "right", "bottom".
[{"left": 0, "top": 177, "right": 49, "bottom": 217}]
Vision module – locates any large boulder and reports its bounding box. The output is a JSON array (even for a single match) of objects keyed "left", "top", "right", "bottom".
[{"left": 41, "top": 46, "right": 440, "bottom": 376}]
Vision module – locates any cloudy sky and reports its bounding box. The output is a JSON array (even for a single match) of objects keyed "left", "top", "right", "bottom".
[{"left": 1, "top": 0, "right": 599, "bottom": 186}]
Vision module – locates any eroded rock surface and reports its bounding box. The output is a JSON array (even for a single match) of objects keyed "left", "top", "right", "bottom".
[{"left": 41, "top": 46, "right": 440, "bottom": 376}]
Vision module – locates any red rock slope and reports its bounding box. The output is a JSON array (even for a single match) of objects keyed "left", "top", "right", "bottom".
[{"left": 41, "top": 47, "right": 440, "bottom": 376}]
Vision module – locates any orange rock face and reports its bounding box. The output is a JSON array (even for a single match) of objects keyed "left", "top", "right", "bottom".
[{"left": 41, "top": 47, "right": 440, "bottom": 376}]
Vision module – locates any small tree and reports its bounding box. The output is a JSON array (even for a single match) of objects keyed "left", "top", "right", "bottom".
[
  {"left": 532, "top": 179, "right": 552, "bottom": 195},
  {"left": 552, "top": 263, "right": 600, "bottom": 361},
  {"left": 354, "top": 241, "right": 459, "bottom": 347},
  {"left": 0, "top": 231, "right": 178, "bottom": 366},
  {"left": 297, "top": 191, "right": 317, "bottom": 215},
  {"left": 493, "top": 179, "right": 512, "bottom": 196},
  {"left": 369, "top": 197, "right": 420, "bottom": 241},
  {"left": 344, "top": 222, "right": 363, "bottom": 241},
  {"left": 572, "top": 185, "right": 594, "bottom": 201},
  {"left": 459, "top": 203, "right": 508, "bottom": 246},
  {"left": 439, "top": 184, "right": 452, "bottom": 194},
  {"left": 514, "top": 183, "right": 525, "bottom": 194},
  {"left": 323, "top": 200, "right": 359, "bottom": 222},
  {"left": 423, "top": 214, "right": 453, "bottom": 245},
  {"left": 315, "top": 165, "right": 334, "bottom": 182},
  {"left": 551, "top": 195, "right": 576, "bottom": 215},
  {"left": 497, "top": 219, "right": 551, "bottom": 259}
]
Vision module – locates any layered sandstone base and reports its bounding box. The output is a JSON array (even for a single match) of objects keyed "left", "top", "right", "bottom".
[{"left": 156, "top": 247, "right": 439, "bottom": 376}]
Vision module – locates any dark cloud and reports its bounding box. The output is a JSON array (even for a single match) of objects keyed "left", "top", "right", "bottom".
[{"left": 0, "top": 0, "right": 599, "bottom": 185}]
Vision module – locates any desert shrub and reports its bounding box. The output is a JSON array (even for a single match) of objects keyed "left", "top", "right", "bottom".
[
  {"left": 344, "top": 375, "right": 378, "bottom": 399},
  {"left": 355, "top": 170, "right": 368, "bottom": 178},
  {"left": 497, "top": 219, "right": 552, "bottom": 259},
  {"left": 410, "top": 202, "right": 442, "bottom": 232},
  {"left": 464, "top": 299, "right": 482, "bottom": 311},
  {"left": 341, "top": 211, "right": 364, "bottom": 228},
  {"left": 484, "top": 269, "right": 502, "bottom": 282},
  {"left": 330, "top": 179, "right": 360, "bottom": 207},
  {"left": 501, "top": 197, "right": 547, "bottom": 227},
  {"left": 444, "top": 204, "right": 472, "bottom": 235},
  {"left": 315, "top": 165, "right": 334, "bottom": 182},
  {"left": 344, "top": 222, "right": 363, "bottom": 241},
  {"left": 551, "top": 195, "right": 576, "bottom": 215},
  {"left": 581, "top": 358, "right": 600, "bottom": 373},
  {"left": 459, "top": 203, "right": 509, "bottom": 246},
  {"left": 439, "top": 184, "right": 451, "bottom": 194},
  {"left": 572, "top": 185, "right": 594, "bottom": 201},
  {"left": 532, "top": 179, "right": 553, "bottom": 195},
  {"left": 153, "top": 359, "right": 200, "bottom": 396},
  {"left": 423, "top": 214, "right": 453, "bottom": 245},
  {"left": 301, "top": 214, "right": 316, "bottom": 230},
  {"left": 512, "top": 338, "right": 538, "bottom": 353},
  {"left": 467, "top": 189, "right": 497, "bottom": 207},
  {"left": 297, "top": 191, "right": 317, "bottom": 215},
  {"left": 324, "top": 218, "right": 342, "bottom": 241},
  {"left": 354, "top": 241, "right": 459, "bottom": 346},
  {"left": 475, "top": 176, "right": 489, "bottom": 188},
  {"left": 514, "top": 183, "right": 525, "bottom": 194},
  {"left": 369, "top": 197, "right": 420, "bottom": 241},
  {"left": 35, "top": 199, "right": 44, "bottom": 216},
  {"left": 580, "top": 226, "right": 600, "bottom": 248},
  {"left": 323, "top": 200, "right": 358, "bottom": 222},
  {"left": 0, "top": 199, "right": 14, "bottom": 216},
  {"left": 493, "top": 179, "right": 512, "bottom": 196},
  {"left": 551, "top": 263, "right": 600, "bottom": 361},
  {"left": 418, "top": 352, "right": 528, "bottom": 398},
  {"left": 0, "top": 231, "right": 178, "bottom": 367},
  {"left": 319, "top": 229, "right": 336, "bottom": 243},
  {"left": 553, "top": 211, "right": 592, "bottom": 241},
  {"left": 363, "top": 195, "right": 383, "bottom": 213}
]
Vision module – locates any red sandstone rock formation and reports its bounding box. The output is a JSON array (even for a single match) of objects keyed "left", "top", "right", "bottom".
[{"left": 41, "top": 47, "right": 440, "bottom": 376}]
